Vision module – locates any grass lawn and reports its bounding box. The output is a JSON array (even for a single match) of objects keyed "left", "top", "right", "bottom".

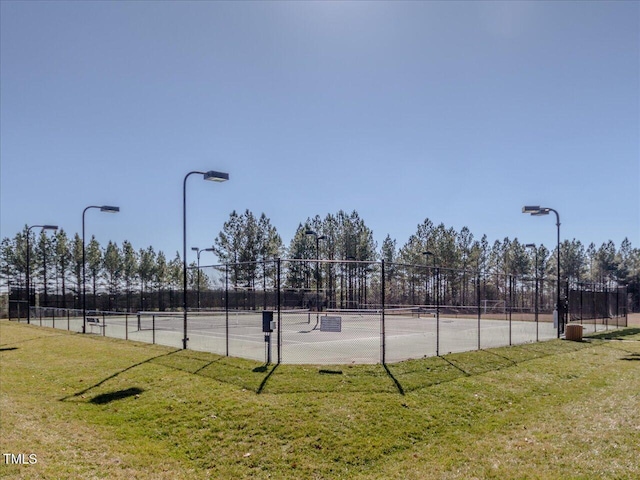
[{"left": 1, "top": 319, "right": 639, "bottom": 479}]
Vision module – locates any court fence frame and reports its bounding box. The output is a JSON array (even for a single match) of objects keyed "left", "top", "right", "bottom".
[{"left": 9, "top": 259, "right": 629, "bottom": 365}]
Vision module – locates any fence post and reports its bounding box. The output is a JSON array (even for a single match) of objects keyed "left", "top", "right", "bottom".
[
  {"left": 277, "top": 258, "right": 281, "bottom": 364},
  {"left": 605, "top": 284, "right": 609, "bottom": 331},
  {"left": 477, "top": 271, "right": 481, "bottom": 350},
  {"left": 624, "top": 286, "right": 628, "bottom": 326},
  {"left": 593, "top": 284, "right": 597, "bottom": 333},
  {"left": 579, "top": 286, "right": 583, "bottom": 325},
  {"left": 508, "top": 275, "right": 512, "bottom": 346},
  {"left": 615, "top": 286, "right": 619, "bottom": 328},
  {"left": 535, "top": 273, "right": 539, "bottom": 342},
  {"left": 436, "top": 267, "right": 440, "bottom": 357},
  {"left": 225, "top": 263, "right": 229, "bottom": 357},
  {"left": 263, "top": 259, "right": 267, "bottom": 310},
  {"left": 381, "top": 260, "right": 386, "bottom": 364}
]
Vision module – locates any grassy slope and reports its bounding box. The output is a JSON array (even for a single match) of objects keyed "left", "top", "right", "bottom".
[{"left": 1, "top": 320, "right": 639, "bottom": 479}]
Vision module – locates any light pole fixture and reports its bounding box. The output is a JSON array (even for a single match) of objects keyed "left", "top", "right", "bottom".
[
  {"left": 305, "top": 230, "right": 326, "bottom": 315},
  {"left": 191, "top": 246, "right": 215, "bottom": 310},
  {"left": 183, "top": 170, "right": 229, "bottom": 350},
  {"left": 522, "top": 205, "right": 562, "bottom": 337},
  {"left": 525, "top": 243, "right": 539, "bottom": 341},
  {"left": 26, "top": 224, "right": 58, "bottom": 324},
  {"left": 83, "top": 205, "right": 119, "bottom": 333}
]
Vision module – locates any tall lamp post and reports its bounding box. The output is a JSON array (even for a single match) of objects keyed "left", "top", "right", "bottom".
[
  {"left": 525, "top": 243, "right": 539, "bottom": 341},
  {"left": 191, "top": 246, "right": 215, "bottom": 310},
  {"left": 26, "top": 224, "right": 58, "bottom": 324},
  {"left": 522, "top": 206, "right": 562, "bottom": 337},
  {"left": 183, "top": 170, "right": 229, "bottom": 350},
  {"left": 83, "top": 206, "right": 119, "bottom": 333},
  {"left": 305, "top": 230, "right": 326, "bottom": 316}
]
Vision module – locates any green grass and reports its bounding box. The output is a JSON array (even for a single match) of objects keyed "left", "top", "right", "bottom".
[{"left": 1, "top": 321, "right": 639, "bottom": 479}]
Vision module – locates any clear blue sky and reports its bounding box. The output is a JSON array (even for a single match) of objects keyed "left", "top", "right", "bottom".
[{"left": 1, "top": 1, "right": 638, "bottom": 265}]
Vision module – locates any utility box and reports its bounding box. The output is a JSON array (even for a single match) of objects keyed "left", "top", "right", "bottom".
[
  {"left": 565, "top": 324, "right": 583, "bottom": 342},
  {"left": 262, "top": 311, "right": 274, "bottom": 333}
]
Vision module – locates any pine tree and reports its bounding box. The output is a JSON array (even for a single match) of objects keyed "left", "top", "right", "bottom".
[
  {"left": 103, "top": 241, "right": 123, "bottom": 310},
  {"left": 121, "top": 240, "right": 138, "bottom": 311},
  {"left": 86, "top": 236, "right": 102, "bottom": 311},
  {"left": 138, "top": 247, "right": 156, "bottom": 311},
  {"left": 54, "top": 230, "right": 72, "bottom": 308},
  {"left": 71, "top": 234, "right": 83, "bottom": 309}
]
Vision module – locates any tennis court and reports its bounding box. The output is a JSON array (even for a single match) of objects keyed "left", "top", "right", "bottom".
[{"left": 27, "top": 307, "right": 599, "bottom": 364}]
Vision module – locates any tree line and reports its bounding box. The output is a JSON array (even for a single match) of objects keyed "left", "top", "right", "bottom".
[{"left": 2, "top": 209, "right": 639, "bottom": 311}]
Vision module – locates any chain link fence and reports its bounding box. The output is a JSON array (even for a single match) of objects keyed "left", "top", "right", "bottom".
[{"left": 10, "top": 259, "right": 628, "bottom": 364}]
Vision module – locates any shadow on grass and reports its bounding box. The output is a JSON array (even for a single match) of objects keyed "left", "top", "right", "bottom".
[
  {"left": 0, "top": 347, "right": 18, "bottom": 352},
  {"left": 439, "top": 356, "right": 472, "bottom": 377},
  {"left": 60, "top": 350, "right": 179, "bottom": 402},
  {"left": 90, "top": 387, "right": 144, "bottom": 404},
  {"left": 622, "top": 353, "right": 640, "bottom": 361},
  {"left": 252, "top": 364, "right": 270, "bottom": 373},
  {"left": 382, "top": 355, "right": 469, "bottom": 394},
  {"left": 382, "top": 341, "right": 596, "bottom": 394},
  {"left": 150, "top": 353, "right": 282, "bottom": 393},
  {"left": 586, "top": 328, "right": 640, "bottom": 340},
  {"left": 55, "top": 334, "right": 613, "bottom": 397},
  {"left": 0, "top": 329, "right": 73, "bottom": 349},
  {"left": 383, "top": 363, "right": 405, "bottom": 396},
  {"left": 256, "top": 364, "right": 279, "bottom": 394}
]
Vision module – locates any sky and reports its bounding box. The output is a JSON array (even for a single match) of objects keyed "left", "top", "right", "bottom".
[{"left": 1, "top": 0, "right": 639, "bottom": 266}]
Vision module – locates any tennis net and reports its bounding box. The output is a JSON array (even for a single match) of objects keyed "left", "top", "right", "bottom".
[{"left": 135, "top": 309, "right": 311, "bottom": 331}]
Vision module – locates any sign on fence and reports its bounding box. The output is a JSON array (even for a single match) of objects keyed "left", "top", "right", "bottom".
[{"left": 320, "top": 316, "right": 342, "bottom": 332}]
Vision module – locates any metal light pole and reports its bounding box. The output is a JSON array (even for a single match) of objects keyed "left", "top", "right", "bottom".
[
  {"left": 183, "top": 170, "right": 229, "bottom": 350},
  {"left": 26, "top": 225, "right": 58, "bottom": 324},
  {"left": 191, "top": 246, "right": 214, "bottom": 310},
  {"left": 525, "top": 243, "right": 539, "bottom": 341},
  {"left": 522, "top": 206, "right": 562, "bottom": 337},
  {"left": 305, "top": 230, "right": 325, "bottom": 316},
  {"left": 82, "top": 206, "right": 119, "bottom": 333}
]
